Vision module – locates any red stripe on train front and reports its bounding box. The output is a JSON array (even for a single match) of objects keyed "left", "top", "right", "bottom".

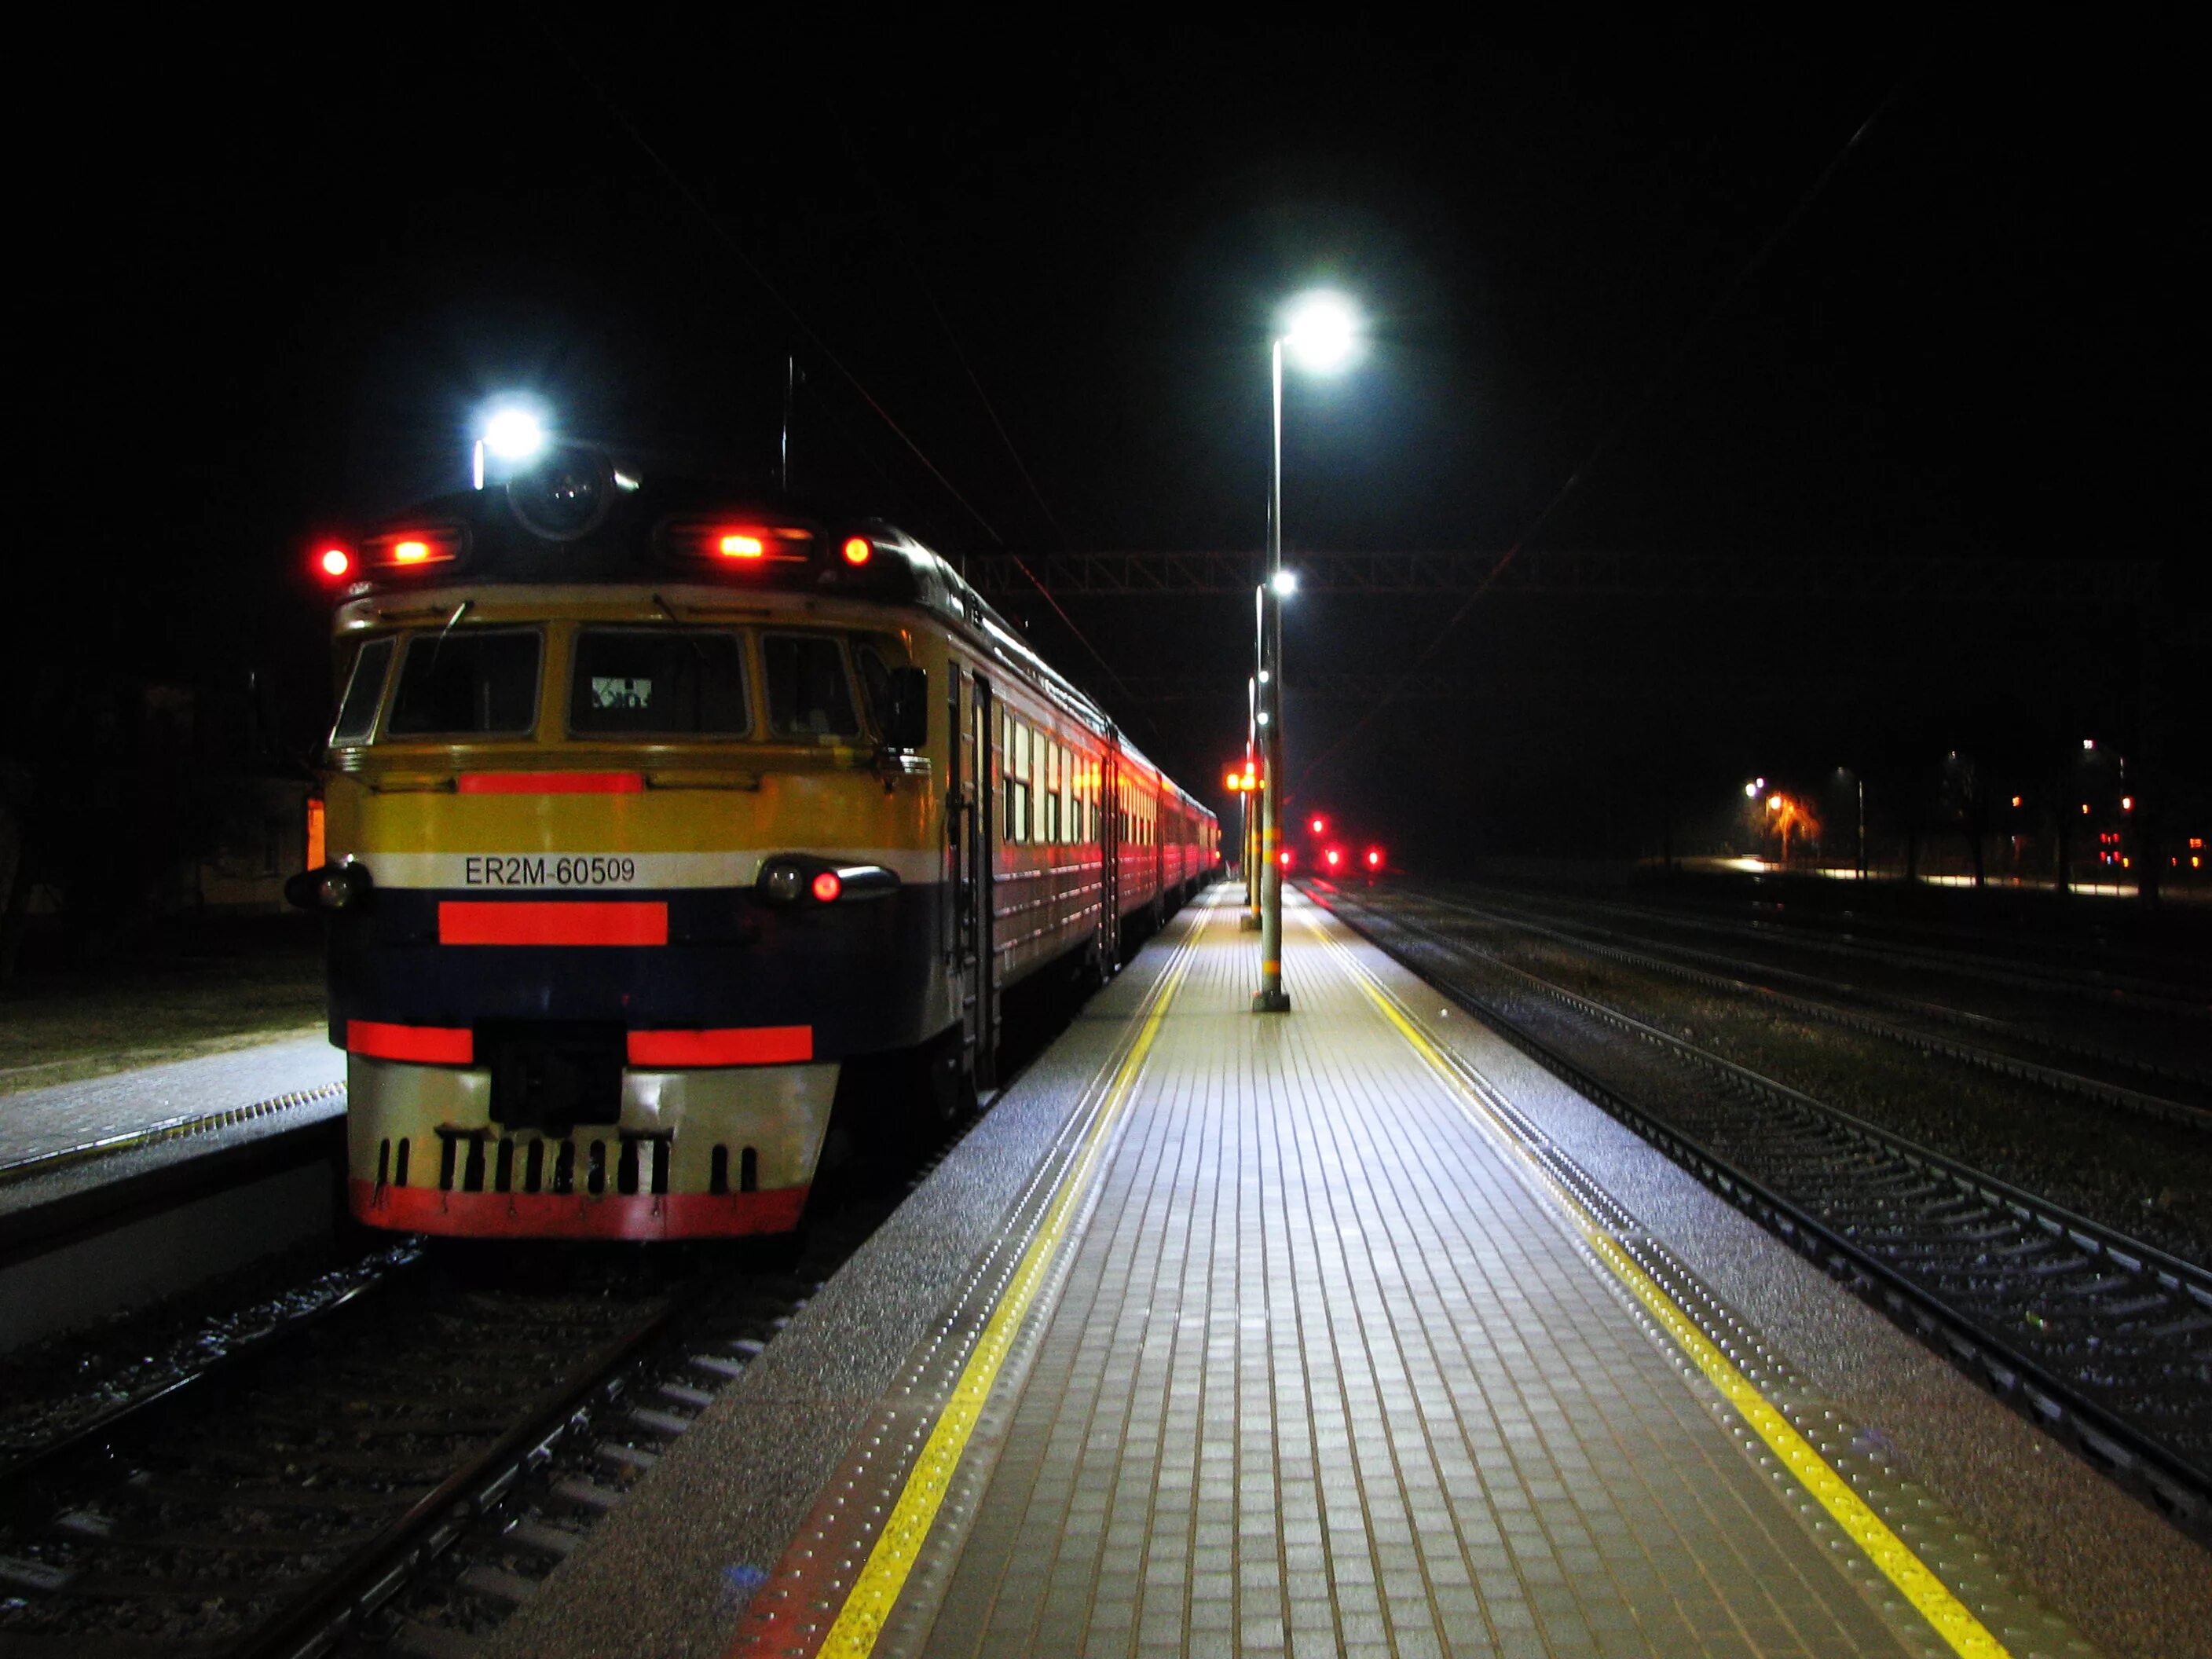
[
  {"left": 456, "top": 772, "right": 644, "bottom": 794},
  {"left": 346, "top": 1020, "right": 474, "bottom": 1064},
  {"left": 438, "top": 900, "right": 669, "bottom": 946},
  {"left": 350, "top": 1180, "right": 807, "bottom": 1239},
  {"left": 627, "top": 1027, "right": 814, "bottom": 1067}
]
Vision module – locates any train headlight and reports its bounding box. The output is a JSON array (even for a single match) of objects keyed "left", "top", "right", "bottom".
[
  {"left": 756, "top": 856, "right": 899, "bottom": 906},
  {"left": 285, "top": 860, "right": 374, "bottom": 912}
]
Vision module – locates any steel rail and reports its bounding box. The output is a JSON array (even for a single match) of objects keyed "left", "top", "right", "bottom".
[
  {"left": 1320, "top": 886, "right": 2212, "bottom": 1538},
  {"left": 0, "top": 1257, "right": 412, "bottom": 1496},
  {"left": 238, "top": 1303, "right": 683, "bottom": 1659},
  {"left": 1405, "top": 888, "right": 2212, "bottom": 1130}
]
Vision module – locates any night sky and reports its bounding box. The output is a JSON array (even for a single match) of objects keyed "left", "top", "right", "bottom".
[{"left": 22, "top": 23, "right": 2204, "bottom": 862}]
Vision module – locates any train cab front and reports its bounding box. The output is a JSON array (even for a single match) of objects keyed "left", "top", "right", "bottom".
[{"left": 298, "top": 465, "right": 950, "bottom": 1240}]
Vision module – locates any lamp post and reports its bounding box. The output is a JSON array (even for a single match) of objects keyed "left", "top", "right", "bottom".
[
  {"left": 1254, "top": 291, "right": 1361, "bottom": 1015},
  {"left": 1835, "top": 767, "right": 1866, "bottom": 877}
]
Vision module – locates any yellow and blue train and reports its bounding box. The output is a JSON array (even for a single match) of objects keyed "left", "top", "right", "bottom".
[{"left": 297, "top": 446, "right": 1217, "bottom": 1240}]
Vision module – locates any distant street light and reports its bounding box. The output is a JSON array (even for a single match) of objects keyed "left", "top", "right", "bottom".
[{"left": 1254, "top": 291, "right": 1362, "bottom": 1015}]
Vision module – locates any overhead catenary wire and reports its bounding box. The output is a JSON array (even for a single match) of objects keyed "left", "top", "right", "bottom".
[
  {"left": 838, "top": 131, "right": 1082, "bottom": 555},
  {"left": 564, "top": 59, "right": 1158, "bottom": 738},
  {"left": 1292, "top": 60, "right": 1925, "bottom": 796}
]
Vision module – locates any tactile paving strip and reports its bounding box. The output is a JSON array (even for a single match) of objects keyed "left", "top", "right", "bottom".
[
  {"left": 1320, "top": 926, "right": 2099, "bottom": 1659},
  {"left": 727, "top": 922, "right": 1204, "bottom": 1657}
]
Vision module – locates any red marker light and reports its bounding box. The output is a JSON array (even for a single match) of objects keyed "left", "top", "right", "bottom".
[
  {"left": 1310, "top": 816, "right": 1327, "bottom": 836},
  {"left": 719, "top": 533, "right": 766, "bottom": 559},
  {"left": 317, "top": 546, "right": 352, "bottom": 579},
  {"left": 810, "top": 870, "right": 843, "bottom": 903},
  {"left": 841, "top": 536, "right": 873, "bottom": 566},
  {"left": 1365, "top": 848, "right": 1382, "bottom": 868},
  {"left": 392, "top": 539, "right": 431, "bottom": 564},
  {"left": 1325, "top": 847, "right": 1342, "bottom": 868},
  {"left": 1278, "top": 850, "right": 1293, "bottom": 869}
]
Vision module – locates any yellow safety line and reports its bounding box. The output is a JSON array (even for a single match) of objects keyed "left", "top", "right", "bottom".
[
  {"left": 812, "top": 936, "right": 1199, "bottom": 1657},
  {"left": 1317, "top": 920, "right": 2012, "bottom": 1659}
]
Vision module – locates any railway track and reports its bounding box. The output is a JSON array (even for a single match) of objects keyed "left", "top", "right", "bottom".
[
  {"left": 0, "top": 1214, "right": 903, "bottom": 1657},
  {"left": 1402, "top": 887, "right": 2212, "bottom": 1128},
  {"left": 1450, "top": 881, "right": 2212, "bottom": 1031},
  {"left": 0, "top": 1061, "right": 1005, "bottom": 1659},
  {"left": 1319, "top": 884, "right": 2212, "bottom": 1539}
]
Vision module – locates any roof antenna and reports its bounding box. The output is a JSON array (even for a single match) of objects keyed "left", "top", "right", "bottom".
[{"left": 779, "top": 356, "right": 800, "bottom": 494}]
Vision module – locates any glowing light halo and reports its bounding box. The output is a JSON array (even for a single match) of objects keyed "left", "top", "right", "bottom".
[
  {"left": 1280, "top": 290, "right": 1362, "bottom": 374},
  {"left": 482, "top": 405, "right": 548, "bottom": 463}
]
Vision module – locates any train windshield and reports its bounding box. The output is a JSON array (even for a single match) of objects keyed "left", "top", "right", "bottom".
[
  {"left": 570, "top": 628, "right": 750, "bottom": 735},
  {"left": 387, "top": 630, "right": 541, "bottom": 737},
  {"left": 331, "top": 637, "right": 394, "bottom": 745},
  {"left": 763, "top": 633, "right": 861, "bottom": 739}
]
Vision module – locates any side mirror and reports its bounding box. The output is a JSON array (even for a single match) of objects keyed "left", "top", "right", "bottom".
[{"left": 884, "top": 665, "right": 928, "bottom": 750}]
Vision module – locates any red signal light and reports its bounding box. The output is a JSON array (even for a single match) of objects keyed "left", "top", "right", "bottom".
[
  {"left": 720, "top": 533, "right": 765, "bottom": 559},
  {"left": 362, "top": 527, "right": 463, "bottom": 570},
  {"left": 810, "top": 870, "right": 843, "bottom": 903},
  {"left": 1365, "top": 848, "right": 1382, "bottom": 868},
  {"left": 317, "top": 546, "right": 353, "bottom": 580},
  {"left": 1325, "top": 847, "right": 1342, "bottom": 868},
  {"left": 1278, "top": 849, "right": 1293, "bottom": 869},
  {"left": 841, "top": 537, "right": 873, "bottom": 566},
  {"left": 1310, "top": 815, "right": 1327, "bottom": 836}
]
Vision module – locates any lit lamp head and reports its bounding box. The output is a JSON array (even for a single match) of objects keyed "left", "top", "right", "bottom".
[
  {"left": 1270, "top": 569, "right": 1298, "bottom": 598},
  {"left": 1280, "top": 290, "right": 1362, "bottom": 374},
  {"left": 473, "top": 398, "right": 551, "bottom": 490},
  {"left": 484, "top": 406, "right": 546, "bottom": 463}
]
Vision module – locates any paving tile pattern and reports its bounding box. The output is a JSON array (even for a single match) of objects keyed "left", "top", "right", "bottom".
[{"left": 916, "top": 894, "right": 1912, "bottom": 1658}]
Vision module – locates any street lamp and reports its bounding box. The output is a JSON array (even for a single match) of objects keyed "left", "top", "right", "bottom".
[
  {"left": 473, "top": 398, "right": 549, "bottom": 489},
  {"left": 1254, "top": 290, "right": 1362, "bottom": 1014}
]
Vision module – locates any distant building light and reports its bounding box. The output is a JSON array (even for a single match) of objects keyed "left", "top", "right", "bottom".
[
  {"left": 2010, "top": 795, "right": 2023, "bottom": 808},
  {"left": 2083, "top": 738, "right": 2096, "bottom": 750}
]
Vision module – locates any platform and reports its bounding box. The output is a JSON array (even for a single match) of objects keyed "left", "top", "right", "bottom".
[
  {"left": 0, "top": 1038, "right": 346, "bottom": 1350},
  {"left": 0, "top": 1036, "right": 341, "bottom": 1190},
  {"left": 492, "top": 888, "right": 2210, "bottom": 1659}
]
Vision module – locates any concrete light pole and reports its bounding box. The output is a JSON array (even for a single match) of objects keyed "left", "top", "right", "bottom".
[{"left": 1254, "top": 291, "right": 1361, "bottom": 1015}]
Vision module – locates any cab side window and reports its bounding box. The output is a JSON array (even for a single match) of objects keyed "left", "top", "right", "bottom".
[
  {"left": 764, "top": 634, "right": 861, "bottom": 739},
  {"left": 331, "top": 637, "right": 394, "bottom": 745},
  {"left": 853, "top": 637, "right": 899, "bottom": 736}
]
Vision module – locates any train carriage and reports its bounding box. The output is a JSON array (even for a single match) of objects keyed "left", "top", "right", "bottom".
[{"left": 298, "top": 448, "right": 1217, "bottom": 1240}]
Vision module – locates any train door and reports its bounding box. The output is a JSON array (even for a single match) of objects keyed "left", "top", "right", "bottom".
[
  {"left": 960, "top": 672, "right": 999, "bottom": 1088},
  {"left": 1099, "top": 738, "right": 1122, "bottom": 969}
]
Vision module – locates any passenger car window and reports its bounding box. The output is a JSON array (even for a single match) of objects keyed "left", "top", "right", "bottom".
[
  {"left": 331, "top": 637, "right": 394, "bottom": 744},
  {"left": 387, "top": 631, "right": 540, "bottom": 736},
  {"left": 571, "top": 629, "right": 749, "bottom": 735},
  {"left": 764, "top": 634, "right": 861, "bottom": 739}
]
